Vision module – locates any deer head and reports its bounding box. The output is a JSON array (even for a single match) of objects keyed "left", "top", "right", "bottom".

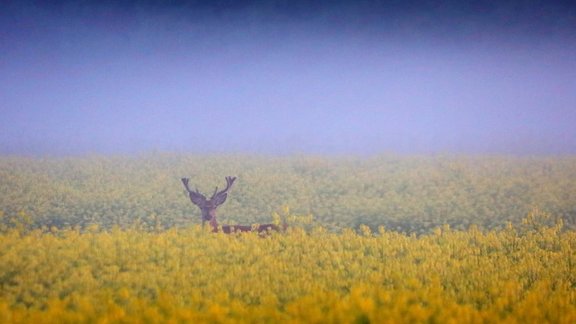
[{"left": 181, "top": 176, "right": 236, "bottom": 227}]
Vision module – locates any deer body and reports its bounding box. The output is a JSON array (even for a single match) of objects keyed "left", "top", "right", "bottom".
[
  {"left": 220, "top": 224, "right": 282, "bottom": 234},
  {"left": 181, "top": 176, "right": 282, "bottom": 234}
]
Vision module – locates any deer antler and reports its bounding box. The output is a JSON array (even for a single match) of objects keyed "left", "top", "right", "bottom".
[
  {"left": 211, "top": 176, "right": 236, "bottom": 206},
  {"left": 181, "top": 178, "right": 192, "bottom": 192},
  {"left": 181, "top": 178, "right": 208, "bottom": 206}
]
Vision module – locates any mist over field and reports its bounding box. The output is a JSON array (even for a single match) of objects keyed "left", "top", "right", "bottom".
[
  {"left": 2, "top": 4, "right": 576, "bottom": 320},
  {"left": 1, "top": 1, "right": 575, "bottom": 155}
]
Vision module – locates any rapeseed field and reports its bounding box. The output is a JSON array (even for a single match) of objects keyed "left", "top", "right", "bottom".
[
  {"left": 1, "top": 155, "right": 575, "bottom": 322},
  {"left": 0, "top": 213, "right": 574, "bottom": 323}
]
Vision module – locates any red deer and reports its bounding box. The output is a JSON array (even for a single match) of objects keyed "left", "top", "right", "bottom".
[{"left": 181, "top": 176, "right": 284, "bottom": 233}]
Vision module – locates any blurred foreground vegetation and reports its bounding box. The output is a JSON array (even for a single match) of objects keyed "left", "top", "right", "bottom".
[
  {"left": 1, "top": 154, "right": 575, "bottom": 233},
  {"left": 0, "top": 213, "right": 574, "bottom": 323}
]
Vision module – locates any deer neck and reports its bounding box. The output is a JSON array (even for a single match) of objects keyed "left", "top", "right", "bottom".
[{"left": 207, "top": 209, "right": 219, "bottom": 232}]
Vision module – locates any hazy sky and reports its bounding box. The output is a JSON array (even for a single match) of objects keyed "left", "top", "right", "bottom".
[{"left": 1, "top": 0, "right": 575, "bottom": 155}]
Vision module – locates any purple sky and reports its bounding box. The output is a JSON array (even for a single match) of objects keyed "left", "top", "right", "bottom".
[{"left": 1, "top": 1, "right": 575, "bottom": 155}]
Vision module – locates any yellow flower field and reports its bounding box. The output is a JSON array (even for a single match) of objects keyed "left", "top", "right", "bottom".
[
  {"left": 1, "top": 154, "right": 576, "bottom": 233},
  {"left": 0, "top": 213, "right": 574, "bottom": 323},
  {"left": 1, "top": 155, "right": 575, "bottom": 322}
]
